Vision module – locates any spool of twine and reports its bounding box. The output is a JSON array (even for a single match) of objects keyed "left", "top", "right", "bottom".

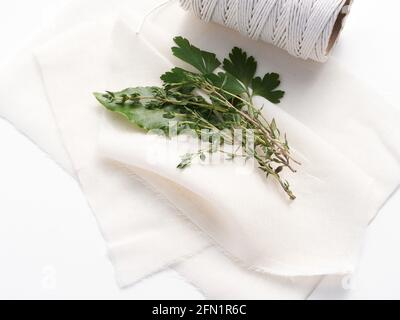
[{"left": 180, "top": 0, "right": 353, "bottom": 62}]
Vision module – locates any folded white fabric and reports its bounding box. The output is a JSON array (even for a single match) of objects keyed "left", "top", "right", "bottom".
[{"left": 0, "top": 0, "right": 399, "bottom": 300}]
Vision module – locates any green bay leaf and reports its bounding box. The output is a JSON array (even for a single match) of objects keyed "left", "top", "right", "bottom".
[{"left": 94, "top": 87, "right": 182, "bottom": 133}]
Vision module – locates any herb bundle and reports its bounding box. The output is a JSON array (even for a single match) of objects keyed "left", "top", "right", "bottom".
[{"left": 94, "top": 37, "right": 299, "bottom": 199}]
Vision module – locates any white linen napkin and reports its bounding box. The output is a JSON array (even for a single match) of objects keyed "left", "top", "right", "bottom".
[
  {"left": 97, "top": 2, "right": 400, "bottom": 289},
  {"left": 99, "top": 16, "right": 375, "bottom": 277}
]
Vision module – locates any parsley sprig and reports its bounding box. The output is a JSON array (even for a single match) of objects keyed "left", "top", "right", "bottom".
[{"left": 95, "top": 37, "right": 299, "bottom": 200}]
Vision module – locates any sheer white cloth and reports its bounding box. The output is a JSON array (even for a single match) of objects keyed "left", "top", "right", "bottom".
[{"left": 0, "top": 0, "right": 399, "bottom": 299}]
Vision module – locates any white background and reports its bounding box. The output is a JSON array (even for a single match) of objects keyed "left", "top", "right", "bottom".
[{"left": 0, "top": 0, "right": 399, "bottom": 299}]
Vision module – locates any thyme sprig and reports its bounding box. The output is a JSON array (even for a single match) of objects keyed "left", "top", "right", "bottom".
[{"left": 94, "top": 37, "right": 299, "bottom": 200}]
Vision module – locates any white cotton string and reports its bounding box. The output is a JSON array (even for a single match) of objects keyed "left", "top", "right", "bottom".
[{"left": 180, "top": 0, "right": 353, "bottom": 62}]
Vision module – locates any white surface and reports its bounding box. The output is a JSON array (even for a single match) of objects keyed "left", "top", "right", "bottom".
[
  {"left": 0, "top": 0, "right": 399, "bottom": 300},
  {"left": 0, "top": 0, "right": 203, "bottom": 300}
]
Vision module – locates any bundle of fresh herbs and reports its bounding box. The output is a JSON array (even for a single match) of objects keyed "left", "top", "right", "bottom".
[{"left": 94, "top": 37, "right": 299, "bottom": 200}]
